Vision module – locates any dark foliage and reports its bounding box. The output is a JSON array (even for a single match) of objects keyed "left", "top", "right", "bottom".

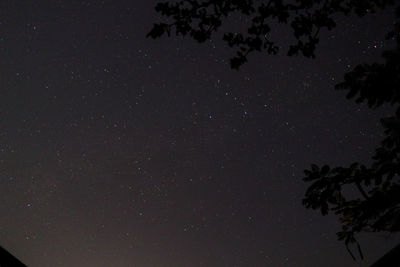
[
  {"left": 303, "top": 8, "right": 400, "bottom": 259},
  {"left": 148, "top": 0, "right": 400, "bottom": 260},
  {"left": 148, "top": 0, "right": 395, "bottom": 69}
]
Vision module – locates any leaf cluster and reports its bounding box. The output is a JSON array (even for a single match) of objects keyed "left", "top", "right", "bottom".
[
  {"left": 303, "top": 12, "right": 400, "bottom": 258},
  {"left": 148, "top": 0, "right": 400, "bottom": 260},
  {"left": 148, "top": 0, "right": 396, "bottom": 69}
]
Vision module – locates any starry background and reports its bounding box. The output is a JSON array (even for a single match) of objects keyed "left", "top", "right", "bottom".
[{"left": 0, "top": 1, "right": 399, "bottom": 266}]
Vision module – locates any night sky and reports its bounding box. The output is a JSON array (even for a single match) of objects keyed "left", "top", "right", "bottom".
[{"left": 1, "top": 1, "right": 400, "bottom": 266}]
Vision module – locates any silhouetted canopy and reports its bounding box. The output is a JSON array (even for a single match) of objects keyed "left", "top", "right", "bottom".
[
  {"left": 149, "top": 0, "right": 400, "bottom": 261},
  {"left": 148, "top": 0, "right": 396, "bottom": 69}
]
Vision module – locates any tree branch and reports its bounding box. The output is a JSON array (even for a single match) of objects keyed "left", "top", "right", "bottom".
[{"left": 356, "top": 182, "right": 370, "bottom": 200}]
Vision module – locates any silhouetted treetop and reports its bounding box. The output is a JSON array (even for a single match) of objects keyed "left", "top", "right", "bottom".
[
  {"left": 148, "top": 0, "right": 400, "bottom": 262},
  {"left": 303, "top": 106, "right": 400, "bottom": 258},
  {"left": 148, "top": 0, "right": 396, "bottom": 68},
  {"left": 303, "top": 8, "right": 400, "bottom": 260},
  {"left": 336, "top": 9, "right": 400, "bottom": 108}
]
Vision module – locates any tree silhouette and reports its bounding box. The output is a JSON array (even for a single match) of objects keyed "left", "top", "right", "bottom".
[
  {"left": 303, "top": 20, "right": 400, "bottom": 259},
  {"left": 148, "top": 0, "right": 396, "bottom": 69},
  {"left": 148, "top": 0, "right": 400, "bottom": 261}
]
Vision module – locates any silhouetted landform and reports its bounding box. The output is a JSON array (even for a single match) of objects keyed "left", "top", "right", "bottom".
[
  {"left": 371, "top": 244, "right": 400, "bottom": 267},
  {"left": 0, "top": 246, "right": 27, "bottom": 267}
]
